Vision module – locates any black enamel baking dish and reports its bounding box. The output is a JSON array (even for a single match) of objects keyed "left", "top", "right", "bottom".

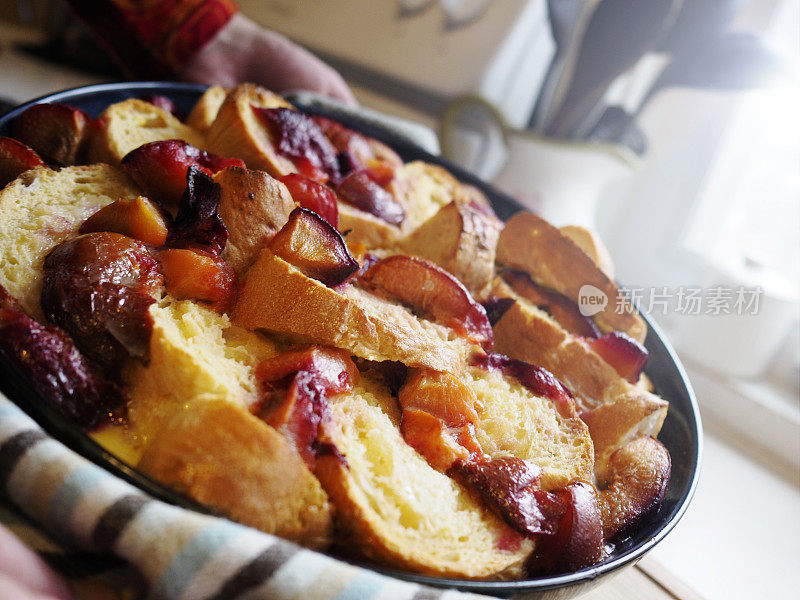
[{"left": 0, "top": 82, "right": 702, "bottom": 599}]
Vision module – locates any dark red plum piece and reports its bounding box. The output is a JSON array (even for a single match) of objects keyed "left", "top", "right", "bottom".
[
  {"left": 588, "top": 331, "right": 648, "bottom": 383},
  {"left": 268, "top": 207, "right": 359, "bottom": 287},
  {"left": 11, "top": 102, "right": 93, "bottom": 166},
  {"left": 279, "top": 172, "right": 339, "bottom": 228},
  {"left": 166, "top": 165, "right": 228, "bottom": 255},
  {"left": 122, "top": 139, "right": 245, "bottom": 209},
  {"left": 0, "top": 304, "right": 124, "bottom": 430},
  {"left": 41, "top": 232, "right": 163, "bottom": 371},
  {"left": 336, "top": 169, "right": 405, "bottom": 226},
  {"left": 253, "top": 107, "right": 341, "bottom": 184},
  {"left": 256, "top": 346, "right": 357, "bottom": 465},
  {"left": 0, "top": 136, "right": 45, "bottom": 188},
  {"left": 362, "top": 255, "right": 493, "bottom": 350},
  {"left": 450, "top": 455, "right": 567, "bottom": 537},
  {"left": 528, "top": 481, "right": 604, "bottom": 575}
]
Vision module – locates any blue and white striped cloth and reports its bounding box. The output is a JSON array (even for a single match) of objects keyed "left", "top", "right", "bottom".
[{"left": 0, "top": 395, "right": 494, "bottom": 600}]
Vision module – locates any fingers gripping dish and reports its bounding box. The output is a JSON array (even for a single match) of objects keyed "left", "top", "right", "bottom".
[{"left": 0, "top": 84, "right": 671, "bottom": 579}]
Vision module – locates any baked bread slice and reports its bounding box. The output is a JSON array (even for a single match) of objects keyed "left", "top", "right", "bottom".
[
  {"left": 93, "top": 298, "right": 333, "bottom": 547},
  {"left": 315, "top": 375, "right": 533, "bottom": 578},
  {"left": 121, "top": 297, "right": 281, "bottom": 444},
  {"left": 398, "top": 199, "right": 502, "bottom": 297},
  {"left": 580, "top": 394, "right": 667, "bottom": 478},
  {"left": 0, "top": 164, "right": 141, "bottom": 320},
  {"left": 463, "top": 365, "right": 594, "bottom": 491},
  {"left": 490, "top": 276, "right": 666, "bottom": 415},
  {"left": 186, "top": 85, "right": 229, "bottom": 134},
  {"left": 214, "top": 166, "right": 296, "bottom": 274},
  {"left": 233, "top": 249, "right": 476, "bottom": 373},
  {"left": 205, "top": 84, "right": 295, "bottom": 177},
  {"left": 559, "top": 225, "right": 615, "bottom": 280},
  {"left": 137, "top": 398, "right": 333, "bottom": 549},
  {"left": 392, "top": 161, "right": 468, "bottom": 233},
  {"left": 496, "top": 212, "right": 646, "bottom": 342},
  {"left": 91, "top": 297, "right": 283, "bottom": 464},
  {"left": 337, "top": 201, "right": 403, "bottom": 249},
  {"left": 88, "top": 99, "right": 205, "bottom": 166}
]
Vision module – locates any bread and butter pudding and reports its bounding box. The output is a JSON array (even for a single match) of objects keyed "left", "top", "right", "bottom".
[{"left": 0, "top": 84, "right": 670, "bottom": 579}]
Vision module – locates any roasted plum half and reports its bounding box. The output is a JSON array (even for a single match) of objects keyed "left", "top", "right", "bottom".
[
  {"left": 11, "top": 102, "right": 93, "bottom": 166},
  {"left": 122, "top": 139, "right": 244, "bottom": 208},
  {"left": 0, "top": 136, "right": 45, "bottom": 188},
  {"left": 268, "top": 207, "right": 359, "bottom": 287},
  {"left": 361, "top": 255, "right": 493, "bottom": 350},
  {"left": 253, "top": 107, "right": 341, "bottom": 183},
  {"left": 40, "top": 232, "right": 164, "bottom": 371}
]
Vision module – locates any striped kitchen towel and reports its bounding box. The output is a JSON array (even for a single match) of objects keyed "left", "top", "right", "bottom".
[{"left": 0, "top": 395, "right": 493, "bottom": 600}]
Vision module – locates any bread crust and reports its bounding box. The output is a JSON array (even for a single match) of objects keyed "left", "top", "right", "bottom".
[
  {"left": 496, "top": 212, "right": 646, "bottom": 342},
  {"left": 338, "top": 201, "right": 402, "bottom": 249},
  {"left": 581, "top": 395, "right": 667, "bottom": 478},
  {"left": 205, "top": 84, "right": 295, "bottom": 177},
  {"left": 186, "top": 85, "right": 229, "bottom": 134},
  {"left": 138, "top": 398, "right": 333, "bottom": 549},
  {"left": 490, "top": 277, "right": 666, "bottom": 420},
  {"left": 88, "top": 99, "right": 205, "bottom": 166},
  {"left": 214, "top": 166, "right": 296, "bottom": 274},
  {"left": 316, "top": 452, "right": 531, "bottom": 578},
  {"left": 399, "top": 200, "right": 502, "bottom": 297},
  {"left": 559, "top": 225, "right": 615, "bottom": 280},
  {"left": 233, "top": 249, "right": 476, "bottom": 372}
]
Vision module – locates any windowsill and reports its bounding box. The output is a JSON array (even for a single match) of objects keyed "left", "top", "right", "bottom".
[
  {"left": 683, "top": 358, "right": 800, "bottom": 480},
  {"left": 646, "top": 423, "right": 800, "bottom": 600}
]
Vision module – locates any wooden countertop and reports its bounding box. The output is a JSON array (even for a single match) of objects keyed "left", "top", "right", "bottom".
[{"left": 584, "top": 557, "right": 708, "bottom": 600}]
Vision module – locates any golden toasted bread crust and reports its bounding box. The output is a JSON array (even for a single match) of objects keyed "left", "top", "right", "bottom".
[
  {"left": 186, "top": 85, "right": 229, "bottom": 134},
  {"left": 597, "top": 436, "right": 670, "bottom": 539},
  {"left": 88, "top": 98, "right": 205, "bottom": 166},
  {"left": 497, "top": 212, "right": 646, "bottom": 342},
  {"left": 559, "top": 225, "right": 615, "bottom": 280},
  {"left": 491, "top": 277, "right": 664, "bottom": 416},
  {"left": 233, "top": 250, "right": 475, "bottom": 372},
  {"left": 215, "top": 166, "right": 296, "bottom": 274},
  {"left": 337, "top": 202, "right": 402, "bottom": 248},
  {"left": 581, "top": 395, "right": 668, "bottom": 477},
  {"left": 205, "top": 84, "right": 295, "bottom": 177},
  {"left": 138, "top": 399, "right": 333, "bottom": 549},
  {"left": 399, "top": 200, "right": 502, "bottom": 297}
]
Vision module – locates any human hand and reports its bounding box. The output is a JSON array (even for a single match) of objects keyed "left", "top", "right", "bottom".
[
  {"left": 182, "top": 13, "right": 357, "bottom": 107},
  {"left": 0, "top": 524, "right": 72, "bottom": 599}
]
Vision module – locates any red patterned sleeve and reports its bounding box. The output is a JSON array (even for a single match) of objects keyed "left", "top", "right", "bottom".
[{"left": 63, "top": 0, "right": 239, "bottom": 79}]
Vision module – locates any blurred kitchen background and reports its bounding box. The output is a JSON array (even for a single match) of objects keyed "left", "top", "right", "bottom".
[{"left": 0, "top": 1, "right": 798, "bottom": 599}]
